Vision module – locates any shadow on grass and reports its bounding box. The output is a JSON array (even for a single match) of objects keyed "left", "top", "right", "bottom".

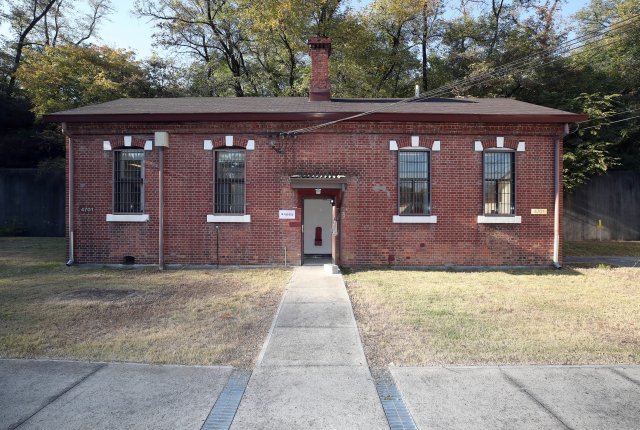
[{"left": 340, "top": 265, "right": 584, "bottom": 277}]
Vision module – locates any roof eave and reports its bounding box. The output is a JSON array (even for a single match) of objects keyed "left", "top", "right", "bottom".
[{"left": 43, "top": 111, "right": 587, "bottom": 124}]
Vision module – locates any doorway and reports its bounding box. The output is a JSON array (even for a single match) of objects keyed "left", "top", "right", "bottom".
[{"left": 303, "top": 198, "right": 332, "bottom": 264}]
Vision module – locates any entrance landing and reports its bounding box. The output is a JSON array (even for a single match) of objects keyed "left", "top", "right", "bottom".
[{"left": 230, "top": 266, "right": 387, "bottom": 429}]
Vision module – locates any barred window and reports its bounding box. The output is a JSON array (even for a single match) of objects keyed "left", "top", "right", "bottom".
[
  {"left": 215, "top": 150, "right": 245, "bottom": 214},
  {"left": 398, "top": 150, "right": 430, "bottom": 215},
  {"left": 114, "top": 150, "right": 144, "bottom": 213},
  {"left": 484, "top": 151, "right": 515, "bottom": 215}
]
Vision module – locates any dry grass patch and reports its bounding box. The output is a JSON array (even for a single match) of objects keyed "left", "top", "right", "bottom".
[
  {"left": 344, "top": 268, "right": 640, "bottom": 367},
  {"left": 565, "top": 240, "right": 640, "bottom": 257},
  {"left": 0, "top": 237, "right": 291, "bottom": 367}
]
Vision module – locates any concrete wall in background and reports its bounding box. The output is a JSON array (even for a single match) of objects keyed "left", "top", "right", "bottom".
[
  {"left": 564, "top": 171, "right": 640, "bottom": 241},
  {"left": 0, "top": 168, "right": 64, "bottom": 237}
]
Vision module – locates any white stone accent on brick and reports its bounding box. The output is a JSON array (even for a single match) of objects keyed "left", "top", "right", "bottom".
[
  {"left": 393, "top": 215, "right": 438, "bottom": 224},
  {"left": 225, "top": 135, "right": 234, "bottom": 147},
  {"left": 204, "top": 140, "right": 213, "bottom": 150},
  {"left": 207, "top": 214, "right": 251, "bottom": 223},
  {"left": 106, "top": 214, "right": 149, "bottom": 222},
  {"left": 474, "top": 141, "right": 483, "bottom": 151},
  {"left": 432, "top": 140, "right": 441, "bottom": 151},
  {"left": 411, "top": 136, "right": 420, "bottom": 147},
  {"left": 496, "top": 136, "right": 504, "bottom": 147},
  {"left": 144, "top": 141, "right": 153, "bottom": 151},
  {"left": 103, "top": 141, "right": 112, "bottom": 151},
  {"left": 246, "top": 140, "right": 255, "bottom": 150},
  {"left": 477, "top": 215, "right": 522, "bottom": 224},
  {"left": 124, "top": 136, "right": 132, "bottom": 147},
  {"left": 389, "top": 140, "right": 398, "bottom": 151},
  {"left": 517, "top": 141, "right": 526, "bottom": 152}
]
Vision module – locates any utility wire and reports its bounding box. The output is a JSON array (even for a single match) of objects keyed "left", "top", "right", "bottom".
[
  {"left": 281, "top": 13, "right": 639, "bottom": 137},
  {"left": 570, "top": 107, "right": 640, "bottom": 133},
  {"left": 285, "top": 19, "right": 634, "bottom": 136},
  {"left": 286, "top": 13, "right": 639, "bottom": 136},
  {"left": 574, "top": 107, "right": 640, "bottom": 124},
  {"left": 576, "top": 115, "right": 640, "bottom": 132}
]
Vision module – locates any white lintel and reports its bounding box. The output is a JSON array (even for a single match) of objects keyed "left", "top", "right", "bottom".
[
  {"left": 103, "top": 141, "right": 112, "bottom": 151},
  {"left": 124, "top": 136, "right": 132, "bottom": 147},
  {"left": 204, "top": 140, "right": 213, "bottom": 150},
  {"left": 432, "top": 140, "right": 441, "bottom": 151},
  {"left": 474, "top": 141, "right": 483, "bottom": 151},
  {"left": 225, "top": 135, "right": 234, "bottom": 147},
  {"left": 411, "top": 136, "right": 420, "bottom": 147},
  {"left": 496, "top": 136, "right": 505, "bottom": 148},
  {"left": 517, "top": 141, "right": 526, "bottom": 152},
  {"left": 246, "top": 140, "right": 255, "bottom": 150},
  {"left": 144, "top": 141, "right": 153, "bottom": 151},
  {"left": 389, "top": 140, "right": 398, "bottom": 151}
]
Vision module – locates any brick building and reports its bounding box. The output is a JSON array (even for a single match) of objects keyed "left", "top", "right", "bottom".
[{"left": 45, "top": 38, "right": 585, "bottom": 268}]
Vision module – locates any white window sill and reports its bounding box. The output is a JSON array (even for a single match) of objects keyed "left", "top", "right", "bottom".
[
  {"left": 477, "top": 215, "right": 522, "bottom": 224},
  {"left": 207, "top": 214, "right": 251, "bottom": 223},
  {"left": 106, "top": 214, "right": 149, "bottom": 222},
  {"left": 393, "top": 215, "right": 437, "bottom": 224}
]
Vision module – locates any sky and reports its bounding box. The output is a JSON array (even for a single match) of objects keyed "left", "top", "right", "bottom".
[{"left": 2, "top": 0, "right": 592, "bottom": 60}]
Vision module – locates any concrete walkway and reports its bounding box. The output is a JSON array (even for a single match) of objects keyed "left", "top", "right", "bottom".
[
  {"left": 392, "top": 365, "right": 640, "bottom": 430},
  {"left": 230, "top": 266, "right": 388, "bottom": 429},
  {"left": 0, "top": 359, "right": 231, "bottom": 430}
]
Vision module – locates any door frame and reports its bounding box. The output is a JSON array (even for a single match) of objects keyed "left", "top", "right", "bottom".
[{"left": 297, "top": 188, "right": 343, "bottom": 265}]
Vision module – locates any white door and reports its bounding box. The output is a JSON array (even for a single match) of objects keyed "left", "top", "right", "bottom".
[{"left": 303, "top": 199, "right": 332, "bottom": 255}]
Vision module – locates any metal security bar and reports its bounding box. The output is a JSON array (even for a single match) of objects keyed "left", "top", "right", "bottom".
[
  {"left": 399, "top": 150, "right": 430, "bottom": 215},
  {"left": 484, "top": 151, "right": 515, "bottom": 214},
  {"left": 114, "top": 150, "right": 144, "bottom": 213},
  {"left": 215, "top": 150, "right": 245, "bottom": 214}
]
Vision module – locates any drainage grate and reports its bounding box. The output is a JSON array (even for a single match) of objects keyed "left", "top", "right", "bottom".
[
  {"left": 201, "top": 368, "right": 252, "bottom": 430},
  {"left": 372, "top": 369, "right": 418, "bottom": 430}
]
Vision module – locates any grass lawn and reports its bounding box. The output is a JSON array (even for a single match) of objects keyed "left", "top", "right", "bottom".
[
  {"left": 345, "top": 268, "right": 640, "bottom": 367},
  {"left": 565, "top": 240, "right": 640, "bottom": 257},
  {"left": 0, "top": 237, "right": 291, "bottom": 367}
]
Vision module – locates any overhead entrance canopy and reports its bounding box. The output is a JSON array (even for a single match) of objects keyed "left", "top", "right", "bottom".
[{"left": 290, "top": 174, "right": 347, "bottom": 190}]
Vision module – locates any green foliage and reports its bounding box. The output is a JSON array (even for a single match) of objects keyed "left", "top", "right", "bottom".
[
  {"left": 16, "top": 44, "right": 149, "bottom": 117},
  {"left": 0, "top": 0, "right": 638, "bottom": 186}
]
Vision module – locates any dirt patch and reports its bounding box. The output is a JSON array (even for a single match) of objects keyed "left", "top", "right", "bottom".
[{"left": 60, "top": 288, "right": 143, "bottom": 302}]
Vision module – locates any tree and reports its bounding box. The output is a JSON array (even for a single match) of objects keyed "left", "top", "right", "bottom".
[
  {"left": 365, "top": 0, "right": 421, "bottom": 96},
  {"left": 16, "top": 44, "right": 149, "bottom": 117},
  {"left": 135, "top": 0, "right": 252, "bottom": 97},
  {"left": 1, "top": 0, "right": 59, "bottom": 95}
]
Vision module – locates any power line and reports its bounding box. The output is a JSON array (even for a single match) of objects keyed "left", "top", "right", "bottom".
[
  {"left": 286, "top": 13, "right": 639, "bottom": 136},
  {"left": 577, "top": 115, "right": 640, "bottom": 132},
  {"left": 281, "top": 13, "right": 639, "bottom": 137},
  {"left": 575, "top": 107, "right": 640, "bottom": 124},
  {"left": 570, "top": 107, "right": 640, "bottom": 133}
]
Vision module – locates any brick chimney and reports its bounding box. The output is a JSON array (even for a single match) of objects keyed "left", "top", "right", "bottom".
[{"left": 308, "top": 36, "right": 332, "bottom": 102}]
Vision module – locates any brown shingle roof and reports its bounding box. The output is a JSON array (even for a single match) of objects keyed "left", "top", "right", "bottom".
[{"left": 44, "top": 96, "right": 585, "bottom": 123}]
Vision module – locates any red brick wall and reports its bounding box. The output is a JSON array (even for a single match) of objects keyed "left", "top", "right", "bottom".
[{"left": 65, "top": 120, "right": 565, "bottom": 266}]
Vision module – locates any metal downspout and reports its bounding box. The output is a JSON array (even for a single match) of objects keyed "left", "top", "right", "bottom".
[
  {"left": 158, "top": 146, "right": 165, "bottom": 270},
  {"left": 553, "top": 127, "right": 567, "bottom": 269},
  {"left": 64, "top": 123, "right": 75, "bottom": 266}
]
